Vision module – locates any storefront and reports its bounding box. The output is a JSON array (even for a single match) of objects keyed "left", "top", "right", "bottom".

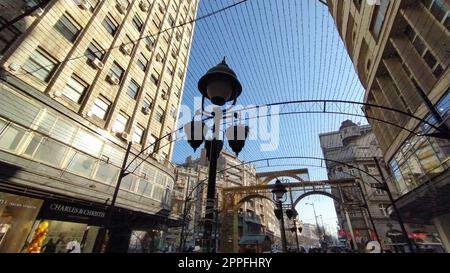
[
  {"left": 23, "top": 199, "right": 107, "bottom": 253},
  {"left": 0, "top": 187, "right": 176, "bottom": 253},
  {"left": 0, "top": 192, "right": 43, "bottom": 253}
]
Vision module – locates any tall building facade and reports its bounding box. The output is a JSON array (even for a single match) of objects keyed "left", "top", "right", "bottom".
[
  {"left": 320, "top": 120, "right": 404, "bottom": 250},
  {"left": 327, "top": 0, "right": 450, "bottom": 251},
  {"left": 0, "top": 0, "right": 198, "bottom": 253},
  {"left": 169, "top": 149, "right": 281, "bottom": 253}
]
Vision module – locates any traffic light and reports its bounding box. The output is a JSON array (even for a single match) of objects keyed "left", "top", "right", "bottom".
[{"left": 298, "top": 226, "right": 303, "bottom": 234}]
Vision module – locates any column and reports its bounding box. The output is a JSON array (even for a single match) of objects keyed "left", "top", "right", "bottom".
[{"left": 433, "top": 213, "right": 450, "bottom": 253}]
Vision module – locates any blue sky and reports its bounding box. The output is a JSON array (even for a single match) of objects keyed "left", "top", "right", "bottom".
[{"left": 172, "top": 0, "right": 367, "bottom": 232}]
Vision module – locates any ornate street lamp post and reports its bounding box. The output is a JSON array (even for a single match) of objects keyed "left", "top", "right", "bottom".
[
  {"left": 184, "top": 58, "right": 248, "bottom": 253},
  {"left": 272, "top": 179, "right": 288, "bottom": 253}
]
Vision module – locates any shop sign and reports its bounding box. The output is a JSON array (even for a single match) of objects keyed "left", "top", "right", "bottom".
[{"left": 39, "top": 200, "right": 106, "bottom": 225}]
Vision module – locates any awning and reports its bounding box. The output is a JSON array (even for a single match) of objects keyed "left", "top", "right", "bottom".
[{"left": 239, "top": 235, "right": 271, "bottom": 245}]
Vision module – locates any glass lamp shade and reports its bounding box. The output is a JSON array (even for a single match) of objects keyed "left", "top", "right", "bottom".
[
  {"left": 184, "top": 121, "right": 206, "bottom": 151},
  {"left": 285, "top": 209, "right": 294, "bottom": 220},
  {"left": 274, "top": 208, "right": 282, "bottom": 220},
  {"left": 226, "top": 125, "right": 249, "bottom": 156},
  {"left": 206, "top": 80, "right": 233, "bottom": 106},
  {"left": 198, "top": 58, "right": 242, "bottom": 106}
]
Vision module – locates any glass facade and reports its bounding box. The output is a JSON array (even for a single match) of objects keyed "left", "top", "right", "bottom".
[
  {"left": 0, "top": 88, "right": 174, "bottom": 207},
  {"left": 389, "top": 88, "right": 450, "bottom": 194}
]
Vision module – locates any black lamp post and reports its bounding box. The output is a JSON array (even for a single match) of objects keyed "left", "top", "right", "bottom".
[
  {"left": 286, "top": 208, "right": 300, "bottom": 252},
  {"left": 272, "top": 179, "right": 288, "bottom": 253},
  {"left": 184, "top": 58, "right": 247, "bottom": 253}
]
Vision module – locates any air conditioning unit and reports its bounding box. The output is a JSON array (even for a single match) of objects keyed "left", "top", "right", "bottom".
[
  {"left": 142, "top": 106, "right": 151, "bottom": 115},
  {"left": 83, "top": 111, "right": 93, "bottom": 118},
  {"left": 52, "top": 90, "right": 63, "bottom": 97},
  {"left": 159, "top": 4, "right": 166, "bottom": 14},
  {"left": 117, "top": 131, "right": 129, "bottom": 140},
  {"left": 107, "top": 74, "right": 120, "bottom": 85},
  {"left": 90, "top": 58, "right": 104, "bottom": 70},
  {"left": 176, "top": 34, "right": 182, "bottom": 41},
  {"left": 8, "top": 62, "right": 20, "bottom": 72},
  {"left": 120, "top": 43, "right": 132, "bottom": 55},
  {"left": 146, "top": 42, "right": 155, "bottom": 51},
  {"left": 162, "top": 93, "right": 168, "bottom": 100},
  {"left": 78, "top": 0, "right": 90, "bottom": 10},
  {"left": 32, "top": 8, "right": 44, "bottom": 17},
  {"left": 116, "top": 1, "right": 127, "bottom": 14},
  {"left": 139, "top": 0, "right": 149, "bottom": 12},
  {"left": 156, "top": 55, "right": 164, "bottom": 63}
]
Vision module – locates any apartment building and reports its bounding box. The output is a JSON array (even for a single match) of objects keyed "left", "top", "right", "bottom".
[
  {"left": 169, "top": 149, "right": 280, "bottom": 253},
  {"left": 0, "top": 0, "right": 198, "bottom": 253},
  {"left": 326, "top": 0, "right": 450, "bottom": 251}
]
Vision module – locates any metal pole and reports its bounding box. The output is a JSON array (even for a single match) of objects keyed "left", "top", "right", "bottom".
[
  {"left": 356, "top": 182, "right": 382, "bottom": 251},
  {"left": 337, "top": 185, "right": 358, "bottom": 251},
  {"left": 213, "top": 193, "right": 219, "bottom": 253},
  {"left": 288, "top": 187, "right": 300, "bottom": 252},
  {"left": 344, "top": 209, "right": 358, "bottom": 251},
  {"left": 179, "top": 176, "right": 191, "bottom": 252},
  {"left": 374, "top": 157, "right": 415, "bottom": 253},
  {"left": 203, "top": 138, "right": 219, "bottom": 252},
  {"left": 278, "top": 201, "right": 288, "bottom": 253},
  {"left": 310, "top": 203, "right": 321, "bottom": 239},
  {"left": 94, "top": 141, "right": 132, "bottom": 253},
  {"left": 293, "top": 220, "right": 300, "bottom": 252}
]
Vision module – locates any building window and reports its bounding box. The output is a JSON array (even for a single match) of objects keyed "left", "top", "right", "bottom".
[
  {"left": 112, "top": 112, "right": 129, "bottom": 133},
  {"left": 54, "top": 13, "right": 81, "bottom": 42},
  {"left": 150, "top": 70, "right": 160, "bottom": 86},
  {"left": 148, "top": 134, "right": 157, "bottom": 153},
  {"left": 127, "top": 79, "right": 140, "bottom": 99},
  {"left": 91, "top": 96, "right": 110, "bottom": 120},
  {"left": 132, "top": 125, "right": 145, "bottom": 144},
  {"left": 371, "top": 184, "right": 385, "bottom": 195},
  {"left": 132, "top": 14, "right": 144, "bottom": 32},
  {"left": 145, "top": 36, "right": 155, "bottom": 49},
  {"left": 22, "top": 47, "right": 58, "bottom": 82},
  {"left": 370, "top": 0, "right": 390, "bottom": 40},
  {"left": 85, "top": 41, "right": 105, "bottom": 62},
  {"left": 437, "top": 88, "right": 450, "bottom": 119},
  {"left": 143, "top": 96, "right": 153, "bottom": 109},
  {"left": 122, "top": 35, "right": 135, "bottom": 54},
  {"left": 102, "top": 15, "right": 119, "bottom": 36},
  {"left": 378, "top": 204, "right": 389, "bottom": 217},
  {"left": 109, "top": 61, "right": 125, "bottom": 82},
  {"left": 353, "top": 0, "right": 362, "bottom": 10},
  {"left": 167, "top": 62, "right": 174, "bottom": 76},
  {"left": 86, "top": 0, "right": 100, "bottom": 12},
  {"left": 421, "top": 0, "right": 450, "bottom": 36},
  {"left": 0, "top": 16, "right": 22, "bottom": 54},
  {"left": 155, "top": 106, "right": 164, "bottom": 123},
  {"left": 167, "top": 14, "right": 175, "bottom": 27},
  {"left": 62, "top": 75, "right": 88, "bottom": 103},
  {"left": 137, "top": 54, "right": 148, "bottom": 71}
]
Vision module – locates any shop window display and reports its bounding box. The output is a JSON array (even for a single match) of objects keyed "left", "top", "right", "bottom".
[
  {"left": 25, "top": 220, "right": 99, "bottom": 253},
  {"left": 0, "top": 192, "right": 43, "bottom": 253}
]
